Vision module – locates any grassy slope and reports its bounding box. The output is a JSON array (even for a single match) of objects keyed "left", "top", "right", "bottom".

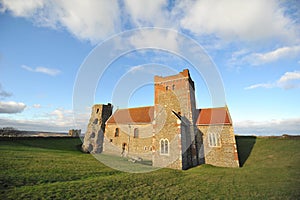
[{"left": 0, "top": 136, "right": 299, "bottom": 199}]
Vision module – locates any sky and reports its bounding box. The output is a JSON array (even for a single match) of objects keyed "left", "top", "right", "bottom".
[{"left": 0, "top": 0, "right": 299, "bottom": 135}]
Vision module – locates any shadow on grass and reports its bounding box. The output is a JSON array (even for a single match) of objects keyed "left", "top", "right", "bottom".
[{"left": 236, "top": 136, "right": 256, "bottom": 167}]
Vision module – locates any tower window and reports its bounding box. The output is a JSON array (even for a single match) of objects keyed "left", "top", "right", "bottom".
[
  {"left": 133, "top": 128, "right": 139, "bottom": 138},
  {"left": 160, "top": 139, "right": 169, "bottom": 155},
  {"left": 114, "top": 128, "right": 119, "bottom": 137},
  {"left": 96, "top": 108, "right": 99, "bottom": 113}
]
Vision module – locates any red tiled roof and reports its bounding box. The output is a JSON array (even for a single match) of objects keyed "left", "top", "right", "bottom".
[
  {"left": 106, "top": 106, "right": 154, "bottom": 124},
  {"left": 196, "top": 107, "right": 232, "bottom": 125}
]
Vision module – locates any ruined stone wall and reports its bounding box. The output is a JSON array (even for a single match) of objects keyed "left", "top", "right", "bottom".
[
  {"left": 82, "top": 104, "right": 113, "bottom": 153},
  {"left": 197, "top": 125, "right": 239, "bottom": 167},
  {"left": 104, "top": 123, "right": 153, "bottom": 160},
  {"left": 68, "top": 129, "right": 81, "bottom": 137}
]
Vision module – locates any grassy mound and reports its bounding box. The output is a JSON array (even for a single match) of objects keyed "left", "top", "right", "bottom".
[{"left": 0, "top": 136, "right": 299, "bottom": 199}]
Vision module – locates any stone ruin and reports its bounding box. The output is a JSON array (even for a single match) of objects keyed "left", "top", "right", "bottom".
[
  {"left": 68, "top": 129, "right": 81, "bottom": 137},
  {"left": 82, "top": 104, "right": 113, "bottom": 153}
]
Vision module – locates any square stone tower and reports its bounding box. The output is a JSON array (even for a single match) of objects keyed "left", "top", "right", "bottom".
[{"left": 152, "top": 69, "right": 199, "bottom": 169}]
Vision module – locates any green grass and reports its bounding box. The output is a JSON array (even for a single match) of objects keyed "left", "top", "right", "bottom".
[{"left": 1, "top": 136, "right": 299, "bottom": 199}]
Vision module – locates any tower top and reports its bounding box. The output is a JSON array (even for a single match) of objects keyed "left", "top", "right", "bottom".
[
  {"left": 154, "top": 69, "right": 194, "bottom": 90},
  {"left": 154, "top": 69, "right": 192, "bottom": 83}
]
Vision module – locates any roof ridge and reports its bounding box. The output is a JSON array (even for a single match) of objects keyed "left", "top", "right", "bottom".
[
  {"left": 116, "top": 105, "right": 154, "bottom": 110},
  {"left": 198, "top": 106, "right": 227, "bottom": 110}
]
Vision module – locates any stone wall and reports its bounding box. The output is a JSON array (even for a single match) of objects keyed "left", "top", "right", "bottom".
[
  {"left": 104, "top": 123, "right": 153, "bottom": 160},
  {"left": 68, "top": 129, "right": 81, "bottom": 137},
  {"left": 197, "top": 125, "right": 239, "bottom": 167},
  {"left": 82, "top": 104, "right": 113, "bottom": 153}
]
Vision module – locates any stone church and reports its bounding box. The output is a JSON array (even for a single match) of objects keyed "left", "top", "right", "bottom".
[{"left": 82, "top": 69, "right": 239, "bottom": 169}]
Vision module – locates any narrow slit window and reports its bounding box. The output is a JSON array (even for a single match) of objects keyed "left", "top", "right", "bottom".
[
  {"left": 133, "top": 128, "right": 139, "bottom": 138},
  {"left": 114, "top": 128, "right": 119, "bottom": 137}
]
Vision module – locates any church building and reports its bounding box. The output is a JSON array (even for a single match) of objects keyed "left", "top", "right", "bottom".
[{"left": 82, "top": 69, "right": 239, "bottom": 169}]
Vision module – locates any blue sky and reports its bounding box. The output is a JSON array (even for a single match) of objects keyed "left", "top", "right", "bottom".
[{"left": 0, "top": 0, "right": 299, "bottom": 135}]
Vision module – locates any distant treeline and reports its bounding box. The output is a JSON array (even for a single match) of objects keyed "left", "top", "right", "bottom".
[{"left": 0, "top": 127, "right": 22, "bottom": 137}]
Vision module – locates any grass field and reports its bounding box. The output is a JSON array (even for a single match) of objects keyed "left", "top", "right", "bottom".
[{"left": 0, "top": 136, "right": 299, "bottom": 199}]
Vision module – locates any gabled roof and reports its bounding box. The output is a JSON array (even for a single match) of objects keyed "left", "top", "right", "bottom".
[
  {"left": 106, "top": 106, "right": 154, "bottom": 124},
  {"left": 196, "top": 107, "right": 232, "bottom": 125}
]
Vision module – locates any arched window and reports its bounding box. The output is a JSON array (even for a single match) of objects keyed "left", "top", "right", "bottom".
[
  {"left": 133, "top": 128, "right": 139, "bottom": 138},
  {"left": 96, "top": 108, "right": 99, "bottom": 113},
  {"left": 114, "top": 128, "right": 119, "bottom": 137},
  {"left": 172, "top": 84, "right": 175, "bottom": 90},
  {"left": 166, "top": 86, "right": 169, "bottom": 91},
  {"left": 160, "top": 139, "right": 169, "bottom": 155},
  {"left": 208, "top": 132, "right": 221, "bottom": 147}
]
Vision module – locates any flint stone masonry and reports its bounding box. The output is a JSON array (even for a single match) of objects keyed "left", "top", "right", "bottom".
[
  {"left": 104, "top": 123, "right": 153, "bottom": 160},
  {"left": 82, "top": 69, "right": 239, "bottom": 169},
  {"left": 82, "top": 104, "right": 113, "bottom": 153},
  {"left": 197, "top": 125, "right": 239, "bottom": 167}
]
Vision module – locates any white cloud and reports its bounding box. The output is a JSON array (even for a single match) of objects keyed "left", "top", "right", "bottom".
[
  {"left": 180, "top": 0, "right": 299, "bottom": 43},
  {"left": 0, "top": 101, "right": 26, "bottom": 114},
  {"left": 127, "top": 65, "right": 144, "bottom": 74},
  {"left": 50, "top": 108, "right": 65, "bottom": 120},
  {"left": 1, "top": 0, "right": 298, "bottom": 45},
  {"left": 277, "top": 71, "right": 300, "bottom": 89},
  {"left": 0, "top": 117, "right": 70, "bottom": 132},
  {"left": 244, "top": 83, "right": 273, "bottom": 90},
  {"left": 21, "top": 65, "right": 61, "bottom": 76},
  {"left": 49, "top": 108, "right": 74, "bottom": 126},
  {"left": 249, "top": 46, "right": 300, "bottom": 65},
  {"left": 54, "top": 0, "right": 121, "bottom": 43},
  {"left": 234, "top": 118, "right": 300, "bottom": 135},
  {"left": 0, "top": 107, "right": 90, "bottom": 132},
  {"left": 0, "top": 0, "right": 44, "bottom": 17},
  {"left": 229, "top": 45, "right": 300, "bottom": 67},
  {"left": 0, "top": 0, "right": 121, "bottom": 44},
  {"left": 0, "top": 105, "right": 91, "bottom": 132},
  {"left": 129, "top": 29, "right": 179, "bottom": 52},
  {"left": 245, "top": 71, "right": 300, "bottom": 90},
  {"left": 0, "top": 83, "right": 12, "bottom": 99},
  {"left": 124, "top": 0, "right": 169, "bottom": 27}
]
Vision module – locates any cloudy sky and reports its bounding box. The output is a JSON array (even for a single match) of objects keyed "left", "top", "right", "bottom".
[{"left": 0, "top": 0, "right": 299, "bottom": 135}]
